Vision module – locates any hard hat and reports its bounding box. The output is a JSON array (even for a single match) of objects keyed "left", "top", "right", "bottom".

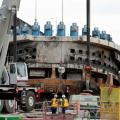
[
  {"left": 54, "top": 94, "right": 57, "bottom": 98},
  {"left": 62, "top": 94, "right": 65, "bottom": 98}
]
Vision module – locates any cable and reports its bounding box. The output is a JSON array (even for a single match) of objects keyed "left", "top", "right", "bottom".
[
  {"left": 62, "top": 0, "right": 63, "bottom": 22},
  {"left": 35, "top": 0, "right": 37, "bottom": 20},
  {"left": 61, "top": 41, "right": 62, "bottom": 64}
]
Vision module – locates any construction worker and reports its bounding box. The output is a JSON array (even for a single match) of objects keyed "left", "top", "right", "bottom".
[
  {"left": 60, "top": 94, "right": 69, "bottom": 114},
  {"left": 51, "top": 94, "right": 57, "bottom": 114},
  {"left": 65, "top": 86, "right": 70, "bottom": 100}
]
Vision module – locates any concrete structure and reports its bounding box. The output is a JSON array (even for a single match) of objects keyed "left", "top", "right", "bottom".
[{"left": 7, "top": 34, "right": 120, "bottom": 93}]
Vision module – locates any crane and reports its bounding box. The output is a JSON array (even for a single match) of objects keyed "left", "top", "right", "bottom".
[
  {"left": 0, "top": 0, "right": 43, "bottom": 113},
  {"left": 0, "top": 0, "right": 20, "bottom": 83}
]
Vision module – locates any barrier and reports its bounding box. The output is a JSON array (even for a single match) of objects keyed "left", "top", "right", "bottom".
[
  {"left": 23, "top": 101, "right": 74, "bottom": 120},
  {"left": 0, "top": 115, "right": 23, "bottom": 120},
  {"left": 100, "top": 87, "right": 120, "bottom": 120},
  {"left": 21, "top": 100, "right": 99, "bottom": 120}
]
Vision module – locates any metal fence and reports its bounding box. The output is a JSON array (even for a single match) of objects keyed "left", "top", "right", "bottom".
[
  {"left": 17, "top": 96, "right": 120, "bottom": 120},
  {"left": 21, "top": 100, "right": 100, "bottom": 120}
]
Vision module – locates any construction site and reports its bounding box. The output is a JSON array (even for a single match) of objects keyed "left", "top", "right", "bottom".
[{"left": 0, "top": 0, "right": 120, "bottom": 119}]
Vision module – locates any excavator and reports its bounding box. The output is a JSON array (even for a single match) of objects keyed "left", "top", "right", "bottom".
[{"left": 0, "top": 0, "right": 44, "bottom": 113}]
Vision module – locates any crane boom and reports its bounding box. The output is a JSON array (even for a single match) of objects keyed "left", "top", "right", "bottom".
[{"left": 0, "top": 0, "right": 20, "bottom": 83}]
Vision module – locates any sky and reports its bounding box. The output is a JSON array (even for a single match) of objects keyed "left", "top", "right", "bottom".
[{"left": 0, "top": 0, "right": 120, "bottom": 44}]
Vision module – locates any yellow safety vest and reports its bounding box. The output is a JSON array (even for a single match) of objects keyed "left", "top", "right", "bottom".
[
  {"left": 59, "top": 98, "right": 63, "bottom": 107},
  {"left": 64, "top": 98, "right": 69, "bottom": 107},
  {"left": 51, "top": 98, "right": 57, "bottom": 107},
  {"left": 60, "top": 98, "right": 69, "bottom": 107}
]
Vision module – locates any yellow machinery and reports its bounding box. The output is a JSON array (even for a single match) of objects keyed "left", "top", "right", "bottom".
[{"left": 100, "top": 74, "right": 120, "bottom": 120}]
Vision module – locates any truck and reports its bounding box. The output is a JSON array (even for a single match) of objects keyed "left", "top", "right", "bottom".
[{"left": 0, "top": 0, "right": 44, "bottom": 113}]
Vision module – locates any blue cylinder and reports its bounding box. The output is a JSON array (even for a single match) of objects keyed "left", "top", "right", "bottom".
[
  {"left": 57, "top": 22, "right": 65, "bottom": 36},
  {"left": 92, "top": 27, "right": 100, "bottom": 38},
  {"left": 44, "top": 21, "right": 52, "bottom": 36},
  {"left": 70, "top": 23, "right": 78, "bottom": 36},
  {"left": 106, "top": 34, "right": 112, "bottom": 41},
  {"left": 110, "top": 36, "right": 112, "bottom": 41},
  {"left": 100, "top": 31, "right": 107, "bottom": 40},
  {"left": 21, "top": 24, "right": 29, "bottom": 35},
  {"left": 82, "top": 25, "right": 87, "bottom": 36},
  {"left": 32, "top": 19, "right": 40, "bottom": 37}
]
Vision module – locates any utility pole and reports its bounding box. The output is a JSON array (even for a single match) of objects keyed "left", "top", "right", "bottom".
[
  {"left": 13, "top": 6, "right": 17, "bottom": 62},
  {"left": 87, "top": 0, "right": 90, "bottom": 66},
  {"left": 85, "top": 0, "right": 91, "bottom": 90}
]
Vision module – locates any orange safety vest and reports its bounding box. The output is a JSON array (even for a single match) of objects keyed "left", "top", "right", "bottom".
[{"left": 51, "top": 98, "right": 57, "bottom": 107}]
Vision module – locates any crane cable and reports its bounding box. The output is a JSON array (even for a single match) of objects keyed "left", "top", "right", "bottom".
[
  {"left": 35, "top": 0, "right": 37, "bottom": 20},
  {"left": 61, "top": 40, "right": 62, "bottom": 64},
  {"left": 62, "top": 0, "right": 63, "bottom": 22},
  {"left": 61, "top": 0, "right": 63, "bottom": 64}
]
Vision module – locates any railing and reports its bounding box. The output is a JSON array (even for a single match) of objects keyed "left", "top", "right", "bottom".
[
  {"left": 22, "top": 101, "right": 74, "bottom": 120},
  {"left": 17, "top": 99, "right": 120, "bottom": 120},
  {"left": 16, "top": 35, "right": 120, "bottom": 52},
  {"left": 21, "top": 100, "right": 100, "bottom": 120}
]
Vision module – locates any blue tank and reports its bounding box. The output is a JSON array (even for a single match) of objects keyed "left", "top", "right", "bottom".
[
  {"left": 100, "top": 31, "right": 107, "bottom": 40},
  {"left": 21, "top": 24, "right": 29, "bottom": 35},
  {"left": 106, "top": 34, "right": 112, "bottom": 41},
  {"left": 70, "top": 23, "right": 78, "bottom": 36},
  {"left": 57, "top": 22, "right": 65, "bottom": 36},
  {"left": 44, "top": 21, "right": 52, "bottom": 36},
  {"left": 82, "top": 25, "right": 87, "bottom": 36},
  {"left": 92, "top": 27, "right": 100, "bottom": 38},
  {"left": 32, "top": 19, "right": 40, "bottom": 37},
  {"left": 110, "top": 36, "right": 112, "bottom": 41}
]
